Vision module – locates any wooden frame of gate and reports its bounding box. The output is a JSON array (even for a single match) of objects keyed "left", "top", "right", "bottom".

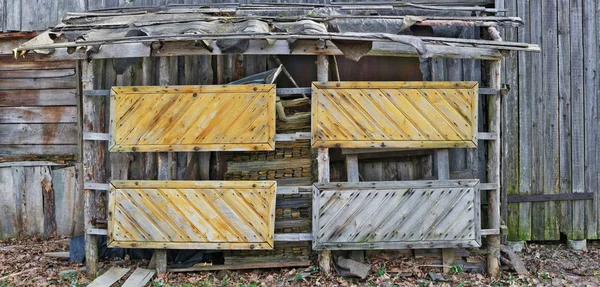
[{"left": 76, "top": 54, "right": 503, "bottom": 278}]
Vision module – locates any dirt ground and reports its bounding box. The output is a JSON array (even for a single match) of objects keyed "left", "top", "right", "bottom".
[{"left": 1, "top": 237, "right": 600, "bottom": 286}]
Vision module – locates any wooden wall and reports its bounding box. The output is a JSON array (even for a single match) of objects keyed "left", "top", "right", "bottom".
[
  {"left": 0, "top": 0, "right": 494, "bottom": 32},
  {"left": 0, "top": 165, "right": 83, "bottom": 239},
  {"left": 502, "top": 0, "right": 600, "bottom": 241},
  {"left": 0, "top": 56, "right": 79, "bottom": 162}
]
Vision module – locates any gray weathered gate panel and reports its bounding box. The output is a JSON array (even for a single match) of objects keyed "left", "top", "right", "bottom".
[{"left": 312, "top": 180, "right": 481, "bottom": 250}]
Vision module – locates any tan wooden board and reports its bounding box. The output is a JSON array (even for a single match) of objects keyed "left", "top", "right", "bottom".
[
  {"left": 311, "top": 81, "right": 478, "bottom": 148},
  {"left": 108, "top": 180, "right": 277, "bottom": 250},
  {"left": 312, "top": 180, "right": 481, "bottom": 250},
  {"left": 109, "top": 85, "right": 276, "bottom": 152}
]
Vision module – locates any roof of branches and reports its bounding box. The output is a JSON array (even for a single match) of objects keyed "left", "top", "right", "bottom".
[{"left": 16, "top": 3, "right": 540, "bottom": 61}]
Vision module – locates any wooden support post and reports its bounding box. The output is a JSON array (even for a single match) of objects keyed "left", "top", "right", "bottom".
[
  {"left": 316, "top": 54, "right": 332, "bottom": 276},
  {"left": 487, "top": 59, "right": 502, "bottom": 278},
  {"left": 152, "top": 57, "right": 173, "bottom": 274},
  {"left": 436, "top": 149, "right": 454, "bottom": 273},
  {"left": 345, "top": 154, "right": 364, "bottom": 261},
  {"left": 81, "top": 60, "right": 99, "bottom": 276}
]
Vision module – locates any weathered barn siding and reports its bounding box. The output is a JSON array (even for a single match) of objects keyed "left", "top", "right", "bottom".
[
  {"left": 502, "top": 0, "right": 600, "bottom": 241},
  {"left": 0, "top": 165, "right": 83, "bottom": 239},
  {"left": 0, "top": 0, "right": 494, "bottom": 32},
  {"left": 0, "top": 56, "right": 79, "bottom": 162}
]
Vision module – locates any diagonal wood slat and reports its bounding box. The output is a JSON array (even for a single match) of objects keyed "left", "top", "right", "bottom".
[
  {"left": 311, "top": 82, "right": 478, "bottom": 148},
  {"left": 108, "top": 181, "right": 276, "bottom": 249},
  {"left": 109, "top": 85, "right": 276, "bottom": 152},
  {"left": 312, "top": 180, "right": 481, "bottom": 250}
]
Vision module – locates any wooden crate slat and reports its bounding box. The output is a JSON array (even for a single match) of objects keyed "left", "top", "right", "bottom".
[
  {"left": 109, "top": 84, "right": 276, "bottom": 152},
  {"left": 312, "top": 179, "right": 481, "bottom": 250},
  {"left": 108, "top": 180, "right": 277, "bottom": 250},
  {"left": 311, "top": 81, "right": 479, "bottom": 149}
]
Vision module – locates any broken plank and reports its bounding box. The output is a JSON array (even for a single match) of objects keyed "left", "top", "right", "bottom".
[
  {"left": 87, "top": 267, "right": 130, "bottom": 287},
  {"left": 121, "top": 268, "right": 155, "bottom": 287},
  {"left": 44, "top": 252, "right": 70, "bottom": 259}
]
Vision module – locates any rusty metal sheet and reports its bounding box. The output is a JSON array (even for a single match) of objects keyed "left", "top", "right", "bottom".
[
  {"left": 109, "top": 85, "right": 276, "bottom": 152},
  {"left": 108, "top": 180, "right": 276, "bottom": 249},
  {"left": 312, "top": 180, "right": 481, "bottom": 250},
  {"left": 311, "top": 82, "right": 478, "bottom": 148}
]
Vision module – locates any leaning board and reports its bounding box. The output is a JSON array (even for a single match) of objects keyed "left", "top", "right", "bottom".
[
  {"left": 312, "top": 180, "right": 481, "bottom": 250},
  {"left": 109, "top": 85, "right": 276, "bottom": 152},
  {"left": 108, "top": 181, "right": 277, "bottom": 249},
  {"left": 311, "top": 82, "right": 478, "bottom": 148}
]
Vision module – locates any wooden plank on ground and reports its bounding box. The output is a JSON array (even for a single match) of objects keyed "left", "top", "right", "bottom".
[
  {"left": 0, "top": 123, "right": 78, "bottom": 144},
  {"left": 87, "top": 267, "right": 130, "bottom": 287},
  {"left": 0, "top": 107, "right": 78, "bottom": 123},
  {"left": 121, "top": 268, "right": 155, "bottom": 287},
  {"left": 0, "top": 90, "right": 77, "bottom": 106}
]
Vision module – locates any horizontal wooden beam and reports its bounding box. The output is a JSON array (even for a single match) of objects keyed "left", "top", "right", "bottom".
[
  {"left": 481, "top": 229, "right": 500, "bottom": 236},
  {"left": 87, "top": 228, "right": 108, "bottom": 235},
  {"left": 274, "top": 132, "right": 311, "bottom": 142},
  {"left": 84, "top": 182, "right": 110, "bottom": 190},
  {"left": 507, "top": 193, "right": 594, "bottom": 203},
  {"left": 477, "top": 132, "right": 498, "bottom": 140},
  {"left": 167, "top": 260, "right": 311, "bottom": 273},
  {"left": 274, "top": 233, "right": 312, "bottom": 241},
  {"left": 83, "top": 132, "right": 110, "bottom": 141},
  {"left": 0, "top": 161, "right": 68, "bottom": 167},
  {"left": 479, "top": 183, "right": 499, "bottom": 190},
  {"left": 85, "top": 87, "right": 497, "bottom": 97}
]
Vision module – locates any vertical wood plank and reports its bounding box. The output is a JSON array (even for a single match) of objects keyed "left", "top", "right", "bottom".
[
  {"left": 5, "top": 0, "right": 21, "bottom": 31},
  {"left": 0, "top": 168, "right": 18, "bottom": 239},
  {"left": 346, "top": 155, "right": 359, "bottom": 182},
  {"left": 542, "top": 0, "right": 560, "bottom": 241},
  {"left": 570, "top": 0, "right": 585, "bottom": 240},
  {"left": 582, "top": 0, "right": 598, "bottom": 239},
  {"left": 516, "top": 0, "right": 532, "bottom": 241},
  {"left": 41, "top": 166, "right": 56, "bottom": 235},
  {"left": 316, "top": 54, "right": 331, "bottom": 276},
  {"left": 54, "top": 166, "right": 80, "bottom": 236},
  {"left": 23, "top": 167, "right": 44, "bottom": 236},
  {"left": 503, "top": 0, "right": 521, "bottom": 241},
  {"left": 82, "top": 59, "right": 99, "bottom": 276},
  {"left": 529, "top": 0, "right": 545, "bottom": 241},
  {"left": 11, "top": 167, "right": 24, "bottom": 236},
  {"left": 142, "top": 57, "right": 157, "bottom": 180}
]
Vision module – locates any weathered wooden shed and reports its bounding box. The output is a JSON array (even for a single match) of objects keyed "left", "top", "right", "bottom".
[{"left": 7, "top": 1, "right": 542, "bottom": 279}]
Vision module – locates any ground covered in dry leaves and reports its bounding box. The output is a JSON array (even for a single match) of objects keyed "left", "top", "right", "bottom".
[{"left": 1, "top": 237, "right": 600, "bottom": 286}]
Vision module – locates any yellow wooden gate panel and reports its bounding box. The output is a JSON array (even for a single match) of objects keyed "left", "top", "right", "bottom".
[
  {"left": 109, "top": 85, "right": 276, "bottom": 152},
  {"left": 108, "top": 181, "right": 276, "bottom": 249},
  {"left": 311, "top": 82, "right": 478, "bottom": 148}
]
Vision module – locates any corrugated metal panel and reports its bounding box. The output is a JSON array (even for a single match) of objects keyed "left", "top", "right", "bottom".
[
  {"left": 311, "top": 82, "right": 478, "bottom": 149},
  {"left": 108, "top": 180, "right": 277, "bottom": 249},
  {"left": 109, "top": 85, "right": 276, "bottom": 152},
  {"left": 312, "top": 180, "right": 481, "bottom": 250}
]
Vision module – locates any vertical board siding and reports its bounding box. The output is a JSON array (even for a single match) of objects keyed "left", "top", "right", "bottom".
[
  {"left": 504, "top": 0, "right": 600, "bottom": 241},
  {"left": 0, "top": 166, "right": 83, "bottom": 238}
]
